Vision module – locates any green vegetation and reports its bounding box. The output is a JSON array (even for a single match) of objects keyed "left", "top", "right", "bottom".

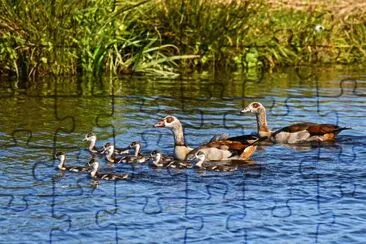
[{"left": 0, "top": 0, "right": 365, "bottom": 78}]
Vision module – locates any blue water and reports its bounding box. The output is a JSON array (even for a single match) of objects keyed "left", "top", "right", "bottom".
[{"left": 0, "top": 68, "right": 366, "bottom": 243}]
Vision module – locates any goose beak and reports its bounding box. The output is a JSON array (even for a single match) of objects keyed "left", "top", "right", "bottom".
[
  {"left": 154, "top": 120, "right": 165, "bottom": 128},
  {"left": 240, "top": 107, "right": 250, "bottom": 113},
  {"left": 82, "top": 136, "right": 88, "bottom": 141}
]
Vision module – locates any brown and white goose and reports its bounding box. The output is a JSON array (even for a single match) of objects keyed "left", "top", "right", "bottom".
[
  {"left": 88, "top": 158, "right": 129, "bottom": 180},
  {"left": 55, "top": 152, "right": 90, "bottom": 172},
  {"left": 154, "top": 115, "right": 261, "bottom": 161},
  {"left": 154, "top": 116, "right": 194, "bottom": 160},
  {"left": 186, "top": 136, "right": 262, "bottom": 161},
  {"left": 241, "top": 102, "right": 350, "bottom": 144}
]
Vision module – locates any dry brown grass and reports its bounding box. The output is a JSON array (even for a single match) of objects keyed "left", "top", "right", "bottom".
[{"left": 267, "top": 0, "right": 366, "bottom": 19}]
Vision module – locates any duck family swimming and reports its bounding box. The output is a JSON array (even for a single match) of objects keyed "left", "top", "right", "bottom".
[{"left": 55, "top": 101, "right": 349, "bottom": 181}]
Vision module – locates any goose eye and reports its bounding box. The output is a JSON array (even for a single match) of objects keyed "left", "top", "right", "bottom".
[
  {"left": 166, "top": 116, "right": 174, "bottom": 123},
  {"left": 252, "top": 103, "right": 259, "bottom": 108}
]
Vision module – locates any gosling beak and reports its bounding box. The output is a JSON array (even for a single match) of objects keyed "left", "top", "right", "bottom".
[
  {"left": 153, "top": 120, "right": 165, "bottom": 128},
  {"left": 100, "top": 147, "right": 107, "bottom": 154}
]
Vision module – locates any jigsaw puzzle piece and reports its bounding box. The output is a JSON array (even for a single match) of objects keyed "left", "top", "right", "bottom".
[
  {"left": 353, "top": 78, "right": 366, "bottom": 97},
  {"left": 186, "top": 176, "right": 250, "bottom": 243},
  {"left": 94, "top": 174, "right": 203, "bottom": 242},
  {"left": 317, "top": 77, "right": 366, "bottom": 98},
  {"left": 10, "top": 129, "right": 33, "bottom": 147},
  {"left": 270, "top": 196, "right": 335, "bottom": 242},
  {"left": 0, "top": 179, "right": 80, "bottom": 242},
  {"left": 0, "top": 194, "right": 29, "bottom": 212}
]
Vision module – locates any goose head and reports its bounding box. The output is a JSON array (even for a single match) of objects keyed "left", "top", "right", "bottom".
[
  {"left": 241, "top": 102, "right": 265, "bottom": 114},
  {"left": 154, "top": 115, "right": 181, "bottom": 128}
]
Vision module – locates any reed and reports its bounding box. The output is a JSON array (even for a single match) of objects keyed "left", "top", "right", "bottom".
[
  {"left": 0, "top": 0, "right": 365, "bottom": 79},
  {"left": 0, "top": 0, "right": 197, "bottom": 78}
]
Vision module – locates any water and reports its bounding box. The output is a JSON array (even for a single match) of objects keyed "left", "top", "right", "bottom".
[{"left": 0, "top": 67, "right": 366, "bottom": 243}]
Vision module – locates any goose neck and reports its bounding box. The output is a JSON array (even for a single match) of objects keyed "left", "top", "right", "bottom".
[
  {"left": 172, "top": 124, "right": 186, "bottom": 146},
  {"left": 256, "top": 107, "right": 271, "bottom": 135}
]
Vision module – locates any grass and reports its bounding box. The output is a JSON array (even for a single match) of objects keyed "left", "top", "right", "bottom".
[{"left": 0, "top": 0, "right": 366, "bottom": 79}]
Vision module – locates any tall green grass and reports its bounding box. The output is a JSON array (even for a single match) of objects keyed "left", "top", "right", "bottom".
[
  {"left": 0, "top": 0, "right": 366, "bottom": 79},
  {"left": 0, "top": 0, "right": 197, "bottom": 78},
  {"left": 143, "top": 0, "right": 263, "bottom": 70}
]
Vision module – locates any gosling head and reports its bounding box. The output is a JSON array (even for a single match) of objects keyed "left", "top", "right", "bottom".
[
  {"left": 129, "top": 141, "right": 141, "bottom": 148},
  {"left": 194, "top": 151, "right": 206, "bottom": 168},
  {"left": 150, "top": 150, "right": 162, "bottom": 160},
  {"left": 102, "top": 142, "right": 114, "bottom": 155},
  {"left": 83, "top": 132, "right": 96, "bottom": 142},
  {"left": 55, "top": 151, "right": 66, "bottom": 162},
  {"left": 149, "top": 150, "right": 164, "bottom": 167}
]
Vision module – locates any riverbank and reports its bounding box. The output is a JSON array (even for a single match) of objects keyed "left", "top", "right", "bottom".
[{"left": 1, "top": 0, "right": 365, "bottom": 78}]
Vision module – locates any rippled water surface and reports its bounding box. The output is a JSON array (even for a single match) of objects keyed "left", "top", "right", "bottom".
[{"left": 0, "top": 67, "right": 366, "bottom": 243}]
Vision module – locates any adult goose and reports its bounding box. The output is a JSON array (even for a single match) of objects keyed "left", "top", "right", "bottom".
[
  {"left": 241, "top": 102, "right": 350, "bottom": 144},
  {"left": 154, "top": 115, "right": 261, "bottom": 161},
  {"left": 186, "top": 136, "right": 262, "bottom": 161},
  {"left": 154, "top": 115, "right": 194, "bottom": 160}
]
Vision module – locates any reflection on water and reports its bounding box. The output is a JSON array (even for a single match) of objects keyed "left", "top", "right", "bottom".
[{"left": 0, "top": 67, "right": 366, "bottom": 243}]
